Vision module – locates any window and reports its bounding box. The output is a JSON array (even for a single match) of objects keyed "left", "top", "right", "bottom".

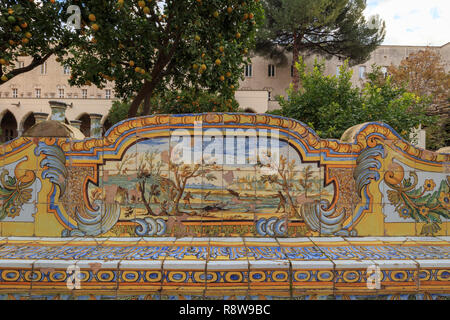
[
  {"left": 105, "top": 89, "right": 111, "bottom": 99},
  {"left": 245, "top": 64, "right": 252, "bottom": 77},
  {"left": 63, "top": 65, "right": 70, "bottom": 75},
  {"left": 268, "top": 64, "right": 275, "bottom": 77},
  {"left": 40, "top": 62, "right": 47, "bottom": 75},
  {"left": 58, "top": 88, "right": 65, "bottom": 98},
  {"left": 82, "top": 89, "right": 87, "bottom": 99},
  {"left": 35, "top": 89, "right": 41, "bottom": 98},
  {"left": 12, "top": 88, "right": 18, "bottom": 98},
  {"left": 268, "top": 91, "right": 272, "bottom": 100},
  {"left": 359, "top": 66, "right": 366, "bottom": 79}
]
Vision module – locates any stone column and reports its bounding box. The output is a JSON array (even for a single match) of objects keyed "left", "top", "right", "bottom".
[
  {"left": 34, "top": 112, "right": 49, "bottom": 124},
  {"left": 70, "top": 120, "right": 82, "bottom": 130},
  {"left": 89, "top": 113, "right": 103, "bottom": 138},
  {"left": 49, "top": 101, "right": 68, "bottom": 122}
]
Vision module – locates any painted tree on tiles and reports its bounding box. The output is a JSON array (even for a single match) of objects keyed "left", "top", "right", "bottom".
[
  {"left": 255, "top": 0, "right": 385, "bottom": 91},
  {"left": 136, "top": 151, "right": 163, "bottom": 216},
  {"left": 259, "top": 155, "right": 299, "bottom": 218},
  {"left": 297, "top": 165, "right": 314, "bottom": 198},
  {"left": 165, "top": 161, "right": 221, "bottom": 216},
  {"left": 0, "top": 1, "right": 74, "bottom": 84},
  {"left": 62, "top": 0, "right": 264, "bottom": 117}
]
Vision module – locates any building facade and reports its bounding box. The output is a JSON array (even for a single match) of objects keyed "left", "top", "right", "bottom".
[
  {"left": 242, "top": 42, "right": 450, "bottom": 111},
  {"left": 1, "top": 42, "right": 448, "bottom": 142}
]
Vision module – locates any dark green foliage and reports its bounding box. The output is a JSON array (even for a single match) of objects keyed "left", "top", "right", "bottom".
[
  {"left": 277, "top": 58, "right": 436, "bottom": 140},
  {"left": 62, "top": 0, "right": 264, "bottom": 117},
  {"left": 255, "top": 0, "right": 385, "bottom": 91},
  {"left": 0, "top": 1, "right": 74, "bottom": 83},
  {"left": 107, "top": 89, "right": 239, "bottom": 126}
]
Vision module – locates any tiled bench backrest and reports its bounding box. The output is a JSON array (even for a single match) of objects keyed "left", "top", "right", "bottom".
[{"left": 0, "top": 113, "right": 448, "bottom": 237}]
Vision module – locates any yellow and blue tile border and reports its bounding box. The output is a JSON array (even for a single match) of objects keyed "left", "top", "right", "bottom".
[{"left": 0, "top": 236, "right": 448, "bottom": 298}]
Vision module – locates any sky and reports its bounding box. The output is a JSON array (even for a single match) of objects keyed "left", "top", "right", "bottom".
[{"left": 365, "top": 0, "right": 450, "bottom": 46}]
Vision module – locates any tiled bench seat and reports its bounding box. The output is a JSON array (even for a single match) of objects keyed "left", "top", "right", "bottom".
[{"left": 0, "top": 236, "right": 449, "bottom": 300}]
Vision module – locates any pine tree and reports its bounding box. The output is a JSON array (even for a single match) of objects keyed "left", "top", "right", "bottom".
[{"left": 255, "top": 0, "right": 385, "bottom": 90}]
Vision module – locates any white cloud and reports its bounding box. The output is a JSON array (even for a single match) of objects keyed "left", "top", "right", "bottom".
[{"left": 365, "top": 0, "right": 450, "bottom": 46}]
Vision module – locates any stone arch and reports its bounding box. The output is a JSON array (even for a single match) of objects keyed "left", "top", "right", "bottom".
[
  {"left": 76, "top": 113, "right": 91, "bottom": 137},
  {"left": 0, "top": 110, "right": 18, "bottom": 143},
  {"left": 20, "top": 111, "right": 36, "bottom": 134}
]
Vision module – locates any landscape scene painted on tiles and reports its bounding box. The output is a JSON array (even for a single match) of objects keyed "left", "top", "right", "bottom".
[
  {"left": 89, "top": 134, "right": 333, "bottom": 229},
  {"left": 1, "top": 114, "right": 449, "bottom": 238}
]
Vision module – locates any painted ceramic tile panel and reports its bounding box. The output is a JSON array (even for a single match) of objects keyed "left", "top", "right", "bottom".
[{"left": 0, "top": 114, "right": 448, "bottom": 237}]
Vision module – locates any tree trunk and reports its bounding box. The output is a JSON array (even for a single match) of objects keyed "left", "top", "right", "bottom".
[
  {"left": 283, "top": 186, "right": 299, "bottom": 218},
  {"left": 292, "top": 32, "right": 303, "bottom": 92},
  {"left": 128, "top": 83, "right": 152, "bottom": 118},
  {"left": 142, "top": 94, "right": 152, "bottom": 115},
  {"left": 127, "top": 59, "right": 164, "bottom": 118},
  {"left": 126, "top": 33, "right": 182, "bottom": 118},
  {"left": 174, "top": 189, "right": 184, "bottom": 216},
  {"left": 139, "top": 180, "right": 154, "bottom": 216}
]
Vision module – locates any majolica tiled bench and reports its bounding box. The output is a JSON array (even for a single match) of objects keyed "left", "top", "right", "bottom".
[
  {"left": 0, "top": 236, "right": 448, "bottom": 299},
  {"left": 1, "top": 113, "right": 449, "bottom": 299}
]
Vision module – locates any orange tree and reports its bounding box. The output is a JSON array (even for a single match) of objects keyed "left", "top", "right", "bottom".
[
  {"left": 150, "top": 89, "right": 240, "bottom": 114},
  {"left": 107, "top": 89, "right": 240, "bottom": 127},
  {"left": 0, "top": 1, "right": 74, "bottom": 83},
  {"left": 63, "top": 0, "right": 264, "bottom": 117}
]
